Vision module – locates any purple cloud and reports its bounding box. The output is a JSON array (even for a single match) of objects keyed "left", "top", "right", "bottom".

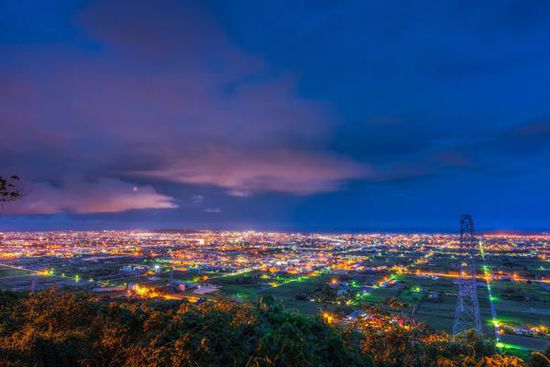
[
  {"left": 203, "top": 208, "right": 221, "bottom": 213},
  {"left": 3, "top": 178, "right": 176, "bottom": 214},
  {"left": 0, "top": 0, "right": 369, "bottom": 214},
  {"left": 191, "top": 195, "right": 205, "bottom": 204},
  {"left": 133, "top": 147, "right": 368, "bottom": 196}
]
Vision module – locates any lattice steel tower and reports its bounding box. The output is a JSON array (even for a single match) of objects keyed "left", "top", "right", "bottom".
[{"left": 453, "top": 214, "right": 482, "bottom": 335}]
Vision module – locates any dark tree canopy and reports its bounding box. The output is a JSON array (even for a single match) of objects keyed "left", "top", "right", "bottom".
[
  {"left": 0, "top": 289, "right": 538, "bottom": 367},
  {"left": 0, "top": 175, "right": 21, "bottom": 204}
]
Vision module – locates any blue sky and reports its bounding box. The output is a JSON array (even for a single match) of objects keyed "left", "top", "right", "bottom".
[{"left": 1, "top": 0, "right": 549, "bottom": 232}]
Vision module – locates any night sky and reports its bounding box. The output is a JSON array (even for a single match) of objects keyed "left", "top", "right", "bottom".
[{"left": 1, "top": 0, "right": 549, "bottom": 232}]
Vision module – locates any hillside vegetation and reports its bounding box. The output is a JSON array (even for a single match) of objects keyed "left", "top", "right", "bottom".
[{"left": 0, "top": 289, "right": 547, "bottom": 367}]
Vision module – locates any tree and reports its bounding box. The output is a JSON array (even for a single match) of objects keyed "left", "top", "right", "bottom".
[
  {"left": 530, "top": 346, "right": 550, "bottom": 367},
  {"left": 0, "top": 175, "right": 21, "bottom": 205}
]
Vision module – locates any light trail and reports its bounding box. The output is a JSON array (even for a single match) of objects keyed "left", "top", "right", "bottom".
[
  {"left": 478, "top": 240, "right": 501, "bottom": 347},
  {"left": 0, "top": 262, "right": 38, "bottom": 273},
  {"left": 0, "top": 262, "right": 93, "bottom": 285},
  {"left": 403, "top": 269, "right": 549, "bottom": 284}
]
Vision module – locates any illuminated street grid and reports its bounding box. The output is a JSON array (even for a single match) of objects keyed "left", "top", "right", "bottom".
[{"left": 0, "top": 230, "right": 548, "bottom": 350}]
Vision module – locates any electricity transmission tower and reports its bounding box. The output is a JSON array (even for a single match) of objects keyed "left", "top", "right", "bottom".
[{"left": 453, "top": 214, "right": 482, "bottom": 335}]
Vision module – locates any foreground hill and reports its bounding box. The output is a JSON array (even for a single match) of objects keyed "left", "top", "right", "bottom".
[{"left": 0, "top": 289, "right": 546, "bottom": 367}]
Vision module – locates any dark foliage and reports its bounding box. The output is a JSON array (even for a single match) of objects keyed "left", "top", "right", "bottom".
[
  {"left": 0, "top": 176, "right": 21, "bottom": 204},
  {"left": 0, "top": 290, "right": 366, "bottom": 367},
  {"left": 0, "top": 290, "right": 537, "bottom": 367}
]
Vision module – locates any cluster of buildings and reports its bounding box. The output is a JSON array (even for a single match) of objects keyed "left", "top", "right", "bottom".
[{"left": 0, "top": 230, "right": 547, "bottom": 287}]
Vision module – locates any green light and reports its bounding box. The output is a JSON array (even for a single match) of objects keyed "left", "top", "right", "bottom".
[{"left": 495, "top": 342, "right": 528, "bottom": 350}]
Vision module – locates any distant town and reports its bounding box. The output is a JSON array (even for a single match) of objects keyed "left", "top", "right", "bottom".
[{"left": 0, "top": 230, "right": 548, "bottom": 351}]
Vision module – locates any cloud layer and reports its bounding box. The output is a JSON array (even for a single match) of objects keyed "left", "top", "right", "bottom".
[
  {"left": 3, "top": 178, "right": 176, "bottom": 214},
  {"left": 0, "top": 0, "right": 368, "bottom": 214},
  {"left": 134, "top": 147, "right": 368, "bottom": 196}
]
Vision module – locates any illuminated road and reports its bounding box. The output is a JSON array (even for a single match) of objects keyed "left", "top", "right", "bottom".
[
  {"left": 0, "top": 262, "right": 93, "bottom": 286},
  {"left": 404, "top": 269, "right": 549, "bottom": 284},
  {"left": 478, "top": 240, "right": 501, "bottom": 346}
]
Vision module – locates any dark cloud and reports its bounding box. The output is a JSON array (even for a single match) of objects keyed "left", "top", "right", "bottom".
[
  {"left": 331, "top": 119, "right": 436, "bottom": 162},
  {"left": 495, "top": 121, "right": 550, "bottom": 155},
  {"left": 452, "top": 121, "right": 550, "bottom": 161},
  {"left": 431, "top": 151, "right": 474, "bottom": 168}
]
